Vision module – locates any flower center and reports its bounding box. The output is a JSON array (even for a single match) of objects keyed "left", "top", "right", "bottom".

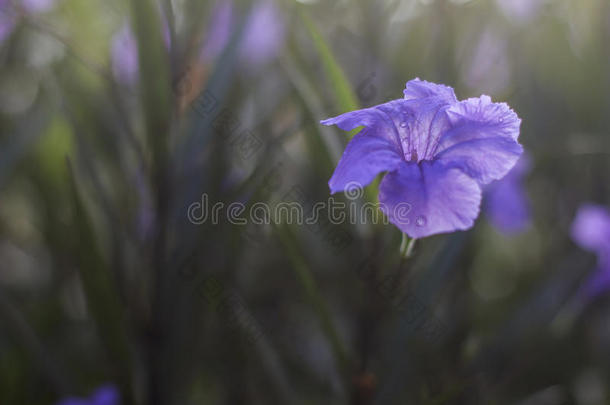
[{"left": 408, "top": 149, "right": 419, "bottom": 162}]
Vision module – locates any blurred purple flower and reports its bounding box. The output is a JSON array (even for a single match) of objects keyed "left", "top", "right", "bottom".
[
  {"left": 22, "top": 0, "right": 55, "bottom": 13},
  {"left": 0, "top": 1, "right": 16, "bottom": 44},
  {"left": 111, "top": 23, "right": 138, "bottom": 85},
  {"left": 201, "top": 0, "right": 234, "bottom": 61},
  {"left": 571, "top": 204, "right": 610, "bottom": 297},
  {"left": 321, "top": 79, "right": 523, "bottom": 238},
  {"left": 57, "top": 384, "right": 120, "bottom": 405},
  {"left": 495, "top": 0, "right": 544, "bottom": 24},
  {"left": 239, "top": 0, "right": 284, "bottom": 66},
  {"left": 485, "top": 155, "right": 531, "bottom": 234},
  {"left": 201, "top": 0, "right": 284, "bottom": 67},
  {"left": 1, "top": 0, "right": 56, "bottom": 44},
  {"left": 110, "top": 13, "right": 171, "bottom": 85},
  {"left": 462, "top": 28, "right": 511, "bottom": 95}
]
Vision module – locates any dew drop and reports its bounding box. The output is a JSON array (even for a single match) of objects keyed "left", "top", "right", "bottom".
[
  {"left": 415, "top": 215, "right": 427, "bottom": 227},
  {"left": 399, "top": 121, "right": 407, "bottom": 128}
]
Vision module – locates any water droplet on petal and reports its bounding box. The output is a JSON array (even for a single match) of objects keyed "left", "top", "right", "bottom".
[
  {"left": 400, "top": 121, "right": 407, "bottom": 128},
  {"left": 415, "top": 215, "right": 427, "bottom": 227}
]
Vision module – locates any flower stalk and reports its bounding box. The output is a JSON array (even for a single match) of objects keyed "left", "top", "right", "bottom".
[{"left": 400, "top": 234, "right": 417, "bottom": 259}]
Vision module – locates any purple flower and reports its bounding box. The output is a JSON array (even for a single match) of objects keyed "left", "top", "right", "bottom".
[
  {"left": 321, "top": 79, "right": 523, "bottom": 238},
  {"left": 239, "top": 0, "right": 284, "bottom": 66},
  {"left": 495, "top": 0, "right": 544, "bottom": 24},
  {"left": 484, "top": 154, "right": 531, "bottom": 234},
  {"left": 111, "top": 23, "right": 139, "bottom": 85},
  {"left": 57, "top": 384, "right": 120, "bottom": 405},
  {"left": 1, "top": 0, "right": 57, "bottom": 45},
  {"left": 22, "top": 0, "right": 56, "bottom": 13},
  {"left": 201, "top": 0, "right": 234, "bottom": 62},
  {"left": 461, "top": 28, "right": 511, "bottom": 95},
  {"left": 110, "top": 8, "right": 170, "bottom": 86},
  {"left": 0, "top": 1, "right": 16, "bottom": 44},
  {"left": 571, "top": 204, "right": 610, "bottom": 297},
  {"left": 200, "top": 0, "right": 284, "bottom": 67}
]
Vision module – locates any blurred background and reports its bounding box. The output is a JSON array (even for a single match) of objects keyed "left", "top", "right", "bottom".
[{"left": 1, "top": 0, "right": 610, "bottom": 403}]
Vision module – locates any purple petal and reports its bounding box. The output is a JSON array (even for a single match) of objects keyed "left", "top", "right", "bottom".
[
  {"left": 396, "top": 79, "right": 458, "bottom": 161},
  {"left": 320, "top": 104, "right": 402, "bottom": 149},
  {"left": 571, "top": 204, "right": 610, "bottom": 258},
  {"left": 434, "top": 95, "right": 522, "bottom": 184},
  {"left": 485, "top": 155, "right": 531, "bottom": 234},
  {"left": 403, "top": 78, "right": 457, "bottom": 103},
  {"left": 92, "top": 385, "right": 120, "bottom": 405},
  {"left": 111, "top": 23, "right": 139, "bottom": 85},
  {"left": 239, "top": 0, "right": 284, "bottom": 66},
  {"left": 572, "top": 205, "right": 610, "bottom": 299},
  {"left": 328, "top": 128, "right": 403, "bottom": 194},
  {"left": 56, "top": 385, "right": 119, "bottom": 405},
  {"left": 320, "top": 106, "right": 392, "bottom": 131},
  {"left": 581, "top": 266, "right": 610, "bottom": 299},
  {"left": 378, "top": 161, "right": 482, "bottom": 238},
  {"left": 322, "top": 95, "right": 454, "bottom": 162},
  {"left": 383, "top": 100, "right": 453, "bottom": 163},
  {"left": 160, "top": 13, "right": 171, "bottom": 49}
]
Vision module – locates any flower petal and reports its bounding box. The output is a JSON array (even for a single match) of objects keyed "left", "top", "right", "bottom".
[
  {"left": 485, "top": 174, "right": 530, "bottom": 234},
  {"left": 485, "top": 155, "right": 531, "bottom": 234},
  {"left": 403, "top": 78, "right": 457, "bottom": 103},
  {"left": 571, "top": 204, "right": 610, "bottom": 257},
  {"left": 434, "top": 95, "right": 522, "bottom": 184},
  {"left": 92, "top": 385, "right": 120, "bottom": 405},
  {"left": 322, "top": 95, "right": 454, "bottom": 162},
  {"left": 581, "top": 266, "right": 610, "bottom": 299},
  {"left": 111, "top": 24, "right": 139, "bottom": 85},
  {"left": 378, "top": 98, "right": 453, "bottom": 162},
  {"left": 320, "top": 105, "right": 401, "bottom": 149},
  {"left": 239, "top": 0, "right": 285, "bottom": 66},
  {"left": 321, "top": 78, "right": 459, "bottom": 159},
  {"left": 378, "top": 161, "right": 482, "bottom": 238},
  {"left": 328, "top": 128, "right": 403, "bottom": 194}
]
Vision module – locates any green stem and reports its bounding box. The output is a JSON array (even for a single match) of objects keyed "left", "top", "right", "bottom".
[{"left": 400, "top": 234, "right": 417, "bottom": 259}]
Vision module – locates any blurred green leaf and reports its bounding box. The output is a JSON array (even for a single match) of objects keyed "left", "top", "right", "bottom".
[
  {"left": 299, "top": 8, "right": 360, "bottom": 137},
  {"left": 297, "top": 9, "right": 382, "bottom": 205},
  {"left": 0, "top": 97, "right": 53, "bottom": 189},
  {"left": 275, "top": 223, "right": 351, "bottom": 377},
  {"left": 66, "top": 161, "right": 133, "bottom": 400},
  {"left": 35, "top": 116, "right": 74, "bottom": 184},
  {"left": 130, "top": 0, "right": 172, "bottom": 172}
]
